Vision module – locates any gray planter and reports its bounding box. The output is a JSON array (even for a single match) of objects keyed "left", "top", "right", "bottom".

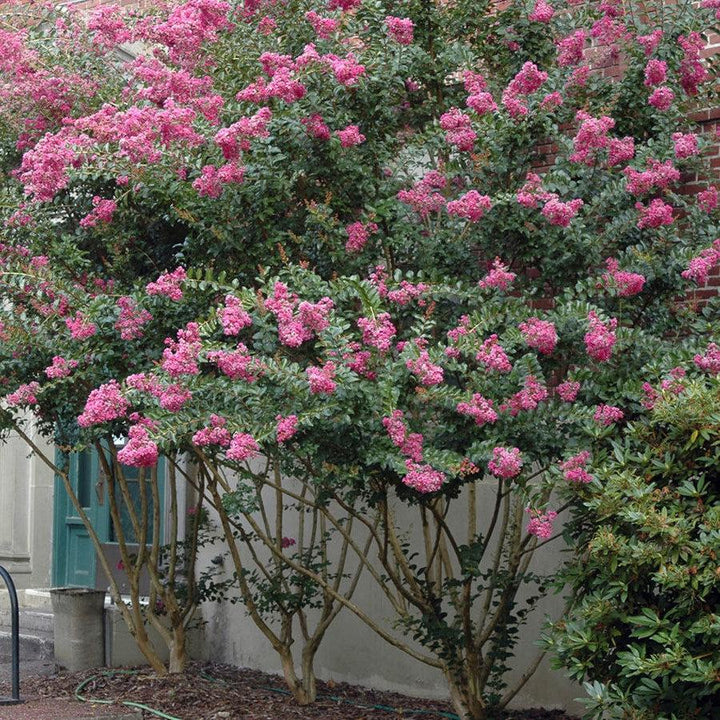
[{"left": 50, "top": 587, "right": 106, "bottom": 671}]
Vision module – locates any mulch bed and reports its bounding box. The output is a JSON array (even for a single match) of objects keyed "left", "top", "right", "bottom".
[{"left": 3, "top": 662, "right": 578, "bottom": 720}]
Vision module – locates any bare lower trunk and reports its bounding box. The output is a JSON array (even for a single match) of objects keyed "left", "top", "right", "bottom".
[
  {"left": 446, "top": 670, "right": 488, "bottom": 720},
  {"left": 168, "top": 623, "right": 188, "bottom": 674},
  {"left": 279, "top": 647, "right": 317, "bottom": 705}
]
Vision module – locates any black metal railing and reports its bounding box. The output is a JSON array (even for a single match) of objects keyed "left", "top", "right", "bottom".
[{"left": 0, "top": 565, "right": 22, "bottom": 704}]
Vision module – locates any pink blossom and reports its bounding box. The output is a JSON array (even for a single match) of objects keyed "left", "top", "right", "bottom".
[
  {"left": 672, "top": 132, "right": 699, "bottom": 159},
  {"left": 115, "top": 296, "right": 152, "bottom": 341},
  {"left": 357, "top": 313, "right": 396, "bottom": 352},
  {"left": 519, "top": 317, "right": 558, "bottom": 355},
  {"left": 446, "top": 191, "right": 492, "bottom": 222},
  {"left": 79, "top": 196, "right": 117, "bottom": 228},
  {"left": 126, "top": 373, "right": 163, "bottom": 396},
  {"left": 608, "top": 136, "right": 635, "bottom": 166},
  {"left": 526, "top": 509, "right": 557, "bottom": 539},
  {"left": 215, "top": 107, "right": 272, "bottom": 159},
  {"left": 158, "top": 384, "right": 192, "bottom": 412},
  {"left": 635, "top": 198, "right": 674, "bottom": 229},
  {"left": 529, "top": 0, "right": 554, "bottom": 22},
  {"left": 325, "top": 53, "right": 365, "bottom": 86},
  {"left": 336, "top": 124, "right": 365, "bottom": 147},
  {"left": 584, "top": 311, "right": 617, "bottom": 362},
  {"left": 301, "top": 114, "right": 331, "bottom": 140},
  {"left": 227, "top": 432, "right": 260, "bottom": 461},
  {"left": 516, "top": 173, "right": 554, "bottom": 208},
  {"left": 406, "top": 350, "right": 444, "bottom": 386},
  {"left": 540, "top": 91, "right": 563, "bottom": 110},
  {"left": 637, "top": 29, "right": 662, "bottom": 56},
  {"left": 78, "top": 381, "right": 129, "bottom": 427},
  {"left": 387, "top": 281, "right": 429, "bottom": 306},
  {"left": 542, "top": 197, "right": 583, "bottom": 227},
  {"left": 280, "top": 536, "right": 296, "bottom": 549},
  {"left": 478, "top": 258, "right": 516, "bottom": 291},
  {"left": 648, "top": 86, "right": 674, "bottom": 110},
  {"left": 117, "top": 425, "right": 158, "bottom": 467},
  {"left": 87, "top": 4, "right": 132, "bottom": 50},
  {"left": 304, "top": 11, "right": 338, "bottom": 39},
  {"left": 439, "top": 108, "right": 476, "bottom": 151},
  {"left": 208, "top": 345, "right": 259, "bottom": 382},
  {"left": 383, "top": 410, "right": 423, "bottom": 462},
  {"left": 45, "top": 356, "right": 78, "bottom": 379},
  {"left": 624, "top": 159, "right": 679, "bottom": 195},
  {"left": 306, "top": 361, "right": 337, "bottom": 394},
  {"left": 192, "top": 165, "right": 223, "bottom": 197},
  {"left": 345, "top": 221, "right": 378, "bottom": 253},
  {"left": 561, "top": 451, "right": 593, "bottom": 483},
  {"left": 698, "top": 186, "right": 718, "bottom": 213},
  {"left": 682, "top": 240, "right": 720, "bottom": 284},
  {"left": 466, "top": 91, "right": 497, "bottom": 115},
  {"left": 5, "top": 382, "right": 41, "bottom": 407},
  {"left": 701, "top": 0, "right": 720, "bottom": 18},
  {"left": 557, "top": 29, "right": 587, "bottom": 66},
  {"left": 456, "top": 394, "right": 498, "bottom": 426},
  {"left": 219, "top": 295, "right": 252, "bottom": 335},
  {"left": 678, "top": 33, "right": 708, "bottom": 95},
  {"left": 193, "top": 414, "right": 231, "bottom": 447},
  {"left": 602, "top": 258, "right": 645, "bottom": 297},
  {"left": 276, "top": 414, "right": 299, "bottom": 443},
  {"left": 146, "top": 267, "right": 187, "bottom": 301},
  {"left": 507, "top": 61, "right": 548, "bottom": 95},
  {"left": 385, "top": 16, "right": 414, "bottom": 45},
  {"left": 488, "top": 447, "right": 523, "bottom": 478},
  {"left": 593, "top": 404, "right": 624, "bottom": 425},
  {"left": 65, "top": 312, "right": 97, "bottom": 340},
  {"left": 403, "top": 461, "right": 445, "bottom": 493},
  {"left": 506, "top": 375, "right": 548, "bottom": 415},
  {"left": 643, "top": 59, "right": 667, "bottom": 86},
  {"left": 557, "top": 380, "right": 580, "bottom": 402},
  {"left": 570, "top": 111, "right": 615, "bottom": 164},
  {"left": 162, "top": 323, "right": 202, "bottom": 377},
  {"left": 694, "top": 342, "right": 720, "bottom": 374},
  {"left": 258, "top": 15, "right": 277, "bottom": 34},
  {"left": 397, "top": 174, "right": 447, "bottom": 218},
  {"left": 476, "top": 335, "right": 512, "bottom": 373},
  {"left": 327, "top": 0, "right": 362, "bottom": 10}
]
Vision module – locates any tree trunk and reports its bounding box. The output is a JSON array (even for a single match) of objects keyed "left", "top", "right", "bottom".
[
  {"left": 446, "top": 670, "right": 488, "bottom": 720},
  {"left": 279, "top": 647, "right": 316, "bottom": 705},
  {"left": 168, "top": 623, "right": 188, "bottom": 674}
]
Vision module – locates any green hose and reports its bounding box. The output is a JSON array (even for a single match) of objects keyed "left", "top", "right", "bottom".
[{"left": 75, "top": 670, "right": 183, "bottom": 720}]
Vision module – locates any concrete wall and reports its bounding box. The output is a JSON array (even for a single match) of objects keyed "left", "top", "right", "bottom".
[
  {"left": 196, "top": 476, "right": 583, "bottom": 713},
  {"left": 0, "top": 428, "right": 54, "bottom": 589}
]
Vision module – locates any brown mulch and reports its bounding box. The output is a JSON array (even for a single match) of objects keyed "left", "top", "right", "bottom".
[{"left": 2, "top": 663, "right": 579, "bottom": 720}]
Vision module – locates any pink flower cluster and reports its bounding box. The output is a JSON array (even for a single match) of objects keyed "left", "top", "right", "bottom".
[
  {"left": 694, "top": 342, "right": 720, "bottom": 374},
  {"left": 302, "top": 113, "right": 331, "bottom": 140},
  {"left": 192, "top": 162, "right": 245, "bottom": 197},
  {"left": 162, "top": 322, "right": 202, "bottom": 377},
  {"left": 648, "top": 86, "right": 674, "bottom": 110},
  {"left": 516, "top": 173, "right": 554, "bottom": 209},
  {"left": 584, "top": 312, "right": 617, "bottom": 362},
  {"left": 478, "top": 258, "right": 516, "bottom": 291},
  {"left": 65, "top": 312, "right": 97, "bottom": 340},
  {"left": 439, "top": 108, "right": 476, "bottom": 151},
  {"left": 227, "top": 432, "right": 260, "bottom": 461},
  {"left": 45, "top": 356, "right": 78, "bottom": 379},
  {"left": 115, "top": 296, "right": 152, "bottom": 340},
  {"left": 476, "top": 335, "right": 512, "bottom": 372},
  {"left": 117, "top": 424, "right": 159, "bottom": 467},
  {"left": 208, "top": 344, "right": 260, "bottom": 382},
  {"left": 593, "top": 404, "right": 624, "bottom": 425},
  {"left": 214, "top": 107, "right": 272, "bottom": 160},
  {"left": 383, "top": 409, "right": 423, "bottom": 462},
  {"left": 305, "top": 11, "right": 338, "bottom": 39},
  {"left": 77, "top": 380, "right": 129, "bottom": 427},
  {"left": 219, "top": 294, "right": 253, "bottom": 335},
  {"left": 5, "top": 382, "right": 41, "bottom": 407},
  {"left": 385, "top": 16, "right": 414, "bottom": 45},
  {"left": 307, "top": 361, "right": 337, "bottom": 394},
  {"left": 397, "top": 171, "right": 447, "bottom": 218},
  {"left": 557, "top": 29, "right": 587, "bottom": 66},
  {"left": 403, "top": 461, "right": 445, "bottom": 493},
  {"left": 87, "top": 4, "right": 132, "bottom": 51},
  {"left": 193, "top": 414, "right": 231, "bottom": 447},
  {"left": 463, "top": 70, "right": 496, "bottom": 116},
  {"left": 357, "top": 312, "right": 396, "bottom": 352},
  {"left": 529, "top": 0, "right": 554, "bottom": 23},
  {"left": 570, "top": 111, "right": 615, "bottom": 165},
  {"left": 678, "top": 32, "right": 708, "bottom": 95},
  {"left": 236, "top": 67, "right": 305, "bottom": 104},
  {"left": 608, "top": 136, "right": 635, "bottom": 166},
  {"left": 698, "top": 186, "right": 718, "bottom": 213},
  {"left": 386, "top": 280, "right": 429, "bottom": 306},
  {"left": 643, "top": 59, "right": 667, "bottom": 86},
  {"left": 345, "top": 221, "right": 378, "bottom": 253},
  {"left": 406, "top": 349, "right": 444, "bottom": 386},
  {"left": 336, "top": 124, "right": 365, "bottom": 147},
  {"left": 456, "top": 394, "right": 498, "bottom": 426},
  {"left": 446, "top": 191, "right": 492, "bottom": 222},
  {"left": 519, "top": 317, "right": 558, "bottom": 355},
  {"left": 506, "top": 375, "right": 548, "bottom": 415},
  {"left": 624, "top": 158, "right": 679, "bottom": 195},
  {"left": 265, "top": 282, "right": 333, "bottom": 347},
  {"left": 526, "top": 509, "right": 557, "bottom": 539},
  {"left": 602, "top": 258, "right": 645, "bottom": 297},
  {"left": 557, "top": 380, "right": 580, "bottom": 402},
  {"left": 672, "top": 132, "right": 699, "bottom": 159},
  {"left": 560, "top": 451, "right": 593, "bottom": 483},
  {"left": 146, "top": 267, "right": 187, "bottom": 301},
  {"left": 681, "top": 239, "right": 720, "bottom": 284},
  {"left": 488, "top": 447, "right": 523, "bottom": 478},
  {"left": 159, "top": 384, "right": 192, "bottom": 412},
  {"left": 79, "top": 196, "right": 117, "bottom": 229},
  {"left": 502, "top": 62, "right": 548, "bottom": 118},
  {"left": 542, "top": 198, "right": 583, "bottom": 227},
  {"left": 635, "top": 198, "right": 674, "bottom": 229},
  {"left": 637, "top": 29, "right": 663, "bottom": 55},
  {"left": 276, "top": 414, "right": 298, "bottom": 443}
]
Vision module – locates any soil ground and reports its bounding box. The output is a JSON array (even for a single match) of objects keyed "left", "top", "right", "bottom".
[{"left": 0, "top": 662, "right": 580, "bottom": 720}]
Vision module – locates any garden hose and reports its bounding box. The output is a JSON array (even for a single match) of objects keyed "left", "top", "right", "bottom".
[{"left": 75, "top": 669, "right": 183, "bottom": 720}]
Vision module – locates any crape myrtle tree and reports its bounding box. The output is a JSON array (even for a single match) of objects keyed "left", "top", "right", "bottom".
[{"left": 0, "top": 0, "right": 719, "bottom": 715}]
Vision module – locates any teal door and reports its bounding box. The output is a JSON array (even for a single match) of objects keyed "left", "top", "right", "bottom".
[{"left": 53, "top": 447, "right": 164, "bottom": 588}]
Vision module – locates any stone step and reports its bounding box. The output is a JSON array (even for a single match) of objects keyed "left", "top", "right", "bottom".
[
  {"left": 0, "top": 590, "right": 52, "bottom": 613},
  {"left": 0, "top": 631, "right": 54, "bottom": 663},
  {"left": 0, "top": 611, "right": 54, "bottom": 636}
]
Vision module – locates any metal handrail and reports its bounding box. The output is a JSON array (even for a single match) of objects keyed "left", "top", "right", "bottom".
[{"left": 0, "top": 565, "right": 22, "bottom": 704}]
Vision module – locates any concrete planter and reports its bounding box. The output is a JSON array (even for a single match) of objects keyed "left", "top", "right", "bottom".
[{"left": 50, "top": 587, "right": 106, "bottom": 671}]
